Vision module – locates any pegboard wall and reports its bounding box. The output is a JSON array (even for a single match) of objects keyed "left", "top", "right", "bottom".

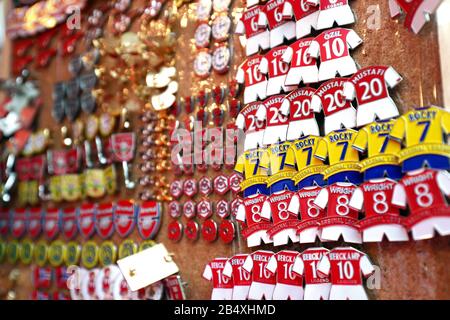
[{"left": 0, "top": 0, "right": 449, "bottom": 300}]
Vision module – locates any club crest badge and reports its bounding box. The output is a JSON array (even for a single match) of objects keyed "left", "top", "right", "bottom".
[
  {"left": 64, "top": 242, "right": 81, "bottom": 266},
  {"left": 34, "top": 240, "right": 48, "bottom": 267},
  {"left": 55, "top": 266, "right": 70, "bottom": 289},
  {"left": 198, "top": 176, "right": 213, "bottom": 196},
  {"left": 118, "top": 239, "right": 137, "bottom": 259},
  {"left": 44, "top": 208, "right": 60, "bottom": 240},
  {"left": 6, "top": 240, "right": 20, "bottom": 264},
  {"left": 99, "top": 241, "right": 117, "bottom": 267},
  {"left": 69, "top": 267, "right": 87, "bottom": 300},
  {"left": 168, "top": 201, "right": 181, "bottom": 218},
  {"left": 33, "top": 266, "right": 53, "bottom": 289},
  {"left": 81, "top": 268, "right": 100, "bottom": 300},
  {"left": 215, "top": 200, "right": 230, "bottom": 219},
  {"left": 138, "top": 201, "right": 162, "bottom": 240},
  {"left": 197, "top": 199, "right": 213, "bottom": 219},
  {"left": 48, "top": 240, "right": 66, "bottom": 267},
  {"left": 28, "top": 207, "right": 43, "bottom": 239},
  {"left": 228, "top": 173, "right": 243, "bottom": 193},
  {"left": 12, "top": 208, "right": 27, "bottom": 239},
  {"left": 62, "top": 207, "right": 78, "bottom": 240},
  {"left": 114, "top": 200, "right": 136, "bottom": 238},
  {"left": 19, "top": 239, "right": 34, "bottom": 265},
  {"left": 96, "top": 265, "right": 121, "bottom": 300},
  {"left": 212, "top": 45, "right": 231, "bottom": 74},
  {"left": 170, "top": 180, "right": 183, "bottom": 199},
  {"left": 185, "top": 220, "right": 200, "bottom": 241},
  {"left": 167, "top": 220, "right": 183, "bottom": 242},
  {"left": 219, "top": 220, "right": 235, "bottom": 243},
  {"left": 201, "top": 219, "right": 218, "bottom": 242},
  {"left": 183, "top": 178, "right": 198, "bottom": 198},
  {"left": 213, "top": 174, "right": 229, "bottom": 195},
  {"left": 183, "top": 200, "right": 196, "bottom": 219},
  {"left": 96, "top": 202, "right": 115, "bottom": 239},
  {"left": 81, "top": 241, "right": 99, "bottom": 269},
  {"left": 78, "top": 203, "right": 96, "bottom": 239}
]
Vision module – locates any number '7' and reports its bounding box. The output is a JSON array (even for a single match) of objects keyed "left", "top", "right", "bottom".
[{"left": 417, "top": 121, "right": 431, "bottom": 142}]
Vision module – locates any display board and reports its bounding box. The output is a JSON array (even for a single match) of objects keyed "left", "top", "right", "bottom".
[{"left": 0, "top": 0, "right": 449, "bottom": 300}]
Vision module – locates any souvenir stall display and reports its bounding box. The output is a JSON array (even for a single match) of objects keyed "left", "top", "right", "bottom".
[{"left": 0, "top": 0, "right": 449, "bottom": 301}]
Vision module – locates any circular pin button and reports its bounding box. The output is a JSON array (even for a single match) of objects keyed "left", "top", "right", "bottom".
[
  {"left": 168, "top": 201, "right": 181, "bottom": 219},
  {"left": 194, "top": 23, "right": 211, "bottom": 49},
  {"left": 64, "top": 242, "right": 81, "bottom": 266},
  {"left": 167, "top": 220, "right": 183, "bottom": 242},
  {"left": 118, "top": 240, "right": 137, "bottom": 259},
  {"left": 34, "top": 240, "right": 48, "bottom": 267},
  {"left": 139, "top": 240, "right": 156, "bottom": 251},
  {"left": 49, "top": 240, "right": 66, "bottom": 267},
  {"left": 81, "top": 241, "right": 99, "bottom": 269},
  {"left": 184, "top": 220, "right": 199, "bottom": 241},
  {"left": 6, "top": 240, "right": 20, "bottom": 264},
  {"left": 201, "top": 219, "right": 218, "bottom": 242},
  {"left": 19, "top": 239, "right": 34, "bottom": 265},
  {"left": 99, "top": 241, "right": 117, "bottom": 267},
  {"left": 183, "top": 200, "right": 197, "bottom": 219},
  {"left": 219, "top": 220, "right": 235, "bottom": 244},
  {"left": 211, "top": 15, "right": 231, "bottom": 42},
  {"left": 193, "top": 51, "right": 212, "bottom": 78},
  {"left": 215, "top": 200, "right": 230, "bottom": 219}
]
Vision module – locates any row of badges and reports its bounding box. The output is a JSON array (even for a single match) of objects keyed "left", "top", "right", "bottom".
[
  {"left": 169, "top": 174, "right": 243, "bottom": 198},
  {"left": 0, "top": 239, "right": 156, "bottom": 268},
  {"left": 0, "top": 200, "right": 162, "bottom": 240},
  {"left": 31, "top": 266, "right": 186, "bottom": 300},
  {"left": 167, "top": 219, "right": 235, "bottom": 243}
]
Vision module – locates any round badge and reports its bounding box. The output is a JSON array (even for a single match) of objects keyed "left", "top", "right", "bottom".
[
  {"left": 194, "top": 23, "right": 211, "bottom": 48},
  {"left": 20, "top": 239, "right": 35, "bottom": 265},
  {"left": 197, "top": 199, "right": 213, "bottom": 219},
  {"left": 169, "top": 180, "right": 183, "bottom": 199},
  {"left": 64, "top": 242, "right": 81, "bottom": 266},
  {"left": 139, "top": 240, "right": 156, "bottom": 251},
  {"left": 213, "top": 0, "right": 231, "bottom": 12},
  {"left": 183, "top": 178, "right": 198, "bottom": 198},
  {"left": 219, "top": 219, "right": 235, "bottom": 244},
  {"left": 214, "top": 174, "right": 230, "bottom": 195},
  {"left": 215, "top": 200, "right": 230, "bottom": 219},
  {"left": 229, "top": 173, "right": 243, "bottom": 193},
  {"left": 199, "top": 176, "right": 213, "bottom": 196},
  {"left": 168, "top": 201, "right": 181, "bottom": 218},
  {"left": 118, "top": 240, "right": 137, "bottom": 259},
  {"left": 48, "top": 240, "right": 66, "bottom": 267},
  {"left": 82, "top": 241, "right": 99, "bottom": 269},
  {"left": 6, "top": 240, "right": 20, "bottom": 264},
  {"left": 185, "top": 220, "right": 199, "bottom": 241},
  {"left": 183, "top": 200, "right": 196, "bottom": 219},
  {"left": 212, "top": 15, "right": 231, "bottom": 42},
  {"left": 196, "top": 0, "right": 212, "bottom": 21},
  {"left": 95, "top": 265, "right": 121, "bottom": 300},
  {"left": 99, "top": 241, "right": 117, "bottom": 267},
  {"left": 34, "top": 240, "right": 48, "bottom": 267},
  {"left": 0, "top": 241, "right": 5, "bottom": 263},
  {"left": 194, "top": 51, "right": 212, "bottom": 78},
  {"left": 167, "top": 220, "right": 183, "bottom": 242},
  {"left": 212, "top": 45, "right": 230, "bottom": 74},
  {"left": 201, "top": 219, "right": 218, "bottom": 242}
]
